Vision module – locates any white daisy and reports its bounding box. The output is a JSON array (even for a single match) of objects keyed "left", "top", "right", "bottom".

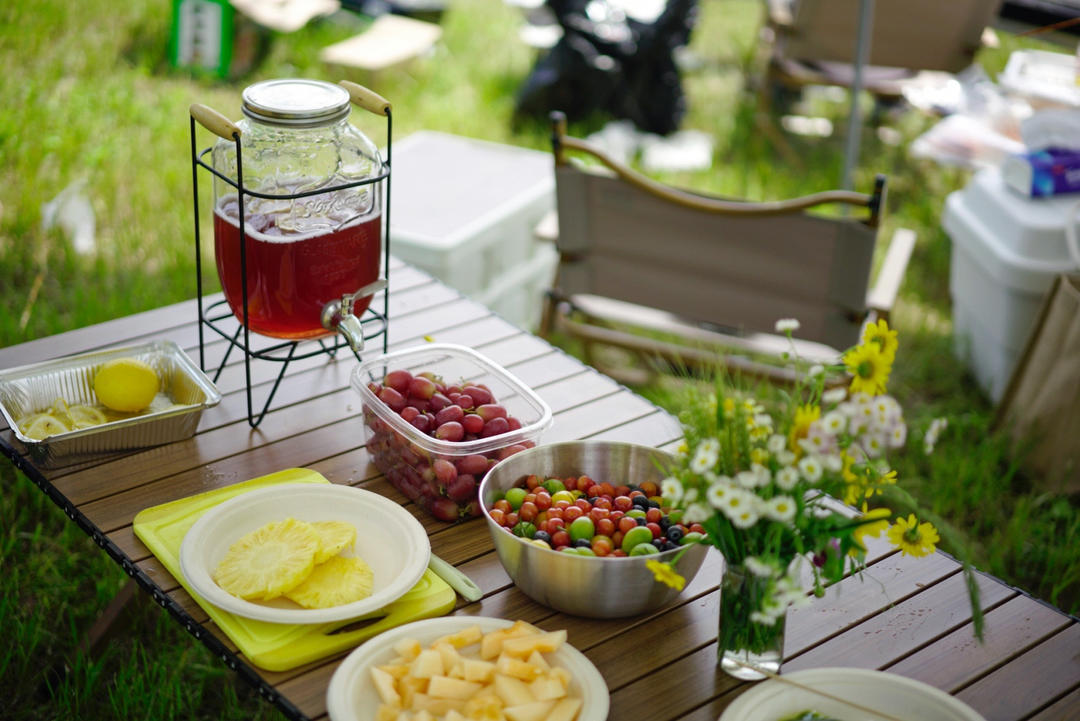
[
  {"left": 798, "top": 456, "right": 823, "bottom": 483},
  {"left": 765, "top": 495, "right": 797, "bottom": 523},
  {"left": 767, "top": 434, "right": 787, "bottom": 454},
  {"left": 808, "top": 364, "right": 825, "bottom": 377},
  {"left": 822, "top": 387, "right": 848, "bottom": 405},
  {"left": 888, "top": 423, "right": 907, "bottom": 449},
  {"left": 661, "top": 478, "right": 683, "bottom": 503},
  {"left": 683, "top": 502, "right": 711, "bottom": 524},
  {"left": 775, "top": 466, "right": 799, "bottom": 490},
  {"left": 861, "top": 433, "right": 886, "bottom": 459},
  {"left": 822, "top": 453, "right": 844, "bottom": 472},
  {"left": 735, "top": 471, "right": 759, "bottom": 489},
  {"left": 822, "top": 410, "right": 846, "bottom": 435},
  {"left": 775, "top": 318, "right": 801, "bottom": 333},
  {"left": 730, "top": 505, "right": 760, "bottom": 529},
  {"left": 744, "top": 556, "right": 776, "bottom": 578},
  {"left": 706, "top": 481, "right": 732, "bottom": 509},
  {"left": 777, "top": 449, "right": 797, "bottom": 466},
  {"left": 691, "top": 446, "right": 715, "bottom": 474}
]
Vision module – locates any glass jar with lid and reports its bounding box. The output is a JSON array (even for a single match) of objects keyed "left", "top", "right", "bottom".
[{"left": 207, "top": 78, "right": 386, "bottom": 344}]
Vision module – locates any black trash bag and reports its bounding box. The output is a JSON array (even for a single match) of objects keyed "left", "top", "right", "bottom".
[{"left": 514, "top": 0, "right": 698, "bottom": 136}]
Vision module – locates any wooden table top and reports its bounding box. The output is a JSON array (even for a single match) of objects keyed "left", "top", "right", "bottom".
[{"left": 2, "top": 258, "right": 1078, "bottom": 721}]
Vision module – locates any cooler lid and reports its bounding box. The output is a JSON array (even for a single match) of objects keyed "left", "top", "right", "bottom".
[{"left": 954, "top": 167, "right": 1079, "bottom": 264}]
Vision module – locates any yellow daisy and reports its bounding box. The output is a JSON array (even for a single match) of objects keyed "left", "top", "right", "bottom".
[
  {"left": 887, "top": 514, "right": 940, "bottom": 558},
  {"left": 646, "top": 560, "right": 686, "bottom": 591},
  {"left": 844, "top": 342, "right": 893, "bottom": 396},
  {"left": 862, "top": 318, "right": 899, "bottom": 360},
  {"left": 852, "top": 507, "right": 892, "bottom": 553},
  {"left": 788, "top": 404, "right": 821, "bottom": 453}
]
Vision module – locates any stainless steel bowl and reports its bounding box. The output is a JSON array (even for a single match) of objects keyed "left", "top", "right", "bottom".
[{"left": 480, "top": 440, "right": 709, "bottom": 618}]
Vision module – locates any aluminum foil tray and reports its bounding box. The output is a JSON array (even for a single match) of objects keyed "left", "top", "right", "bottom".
[{"left": 0, "top": 340, "right": 222, "bottom": 467}]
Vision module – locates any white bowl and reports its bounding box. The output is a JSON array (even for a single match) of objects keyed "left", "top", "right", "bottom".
[
  {"left": 179, "top": 483, "right": 430, "bottom": 624},
  {"left": 326, "top": 616, "right": 610, "bottom": 721},
  {"left": 720, "top": 667, "right": 986, "bottom": 721}
]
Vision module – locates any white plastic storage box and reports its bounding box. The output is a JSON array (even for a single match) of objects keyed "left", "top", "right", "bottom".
[
  {"left": 388, "top": 131, "right": 556, "bottom": 328},
  {"left": 943, "top": 166, "right": 1080, "bottom": 401}
]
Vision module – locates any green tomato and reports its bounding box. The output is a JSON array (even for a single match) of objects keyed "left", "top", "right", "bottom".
[
  {"left": 569, "top": 516, "right": 595, "bottom": 542},
  {"left": 629, "top": 543, "right": 660, "bottom": 556},
  {"left": 504, "top": 487, "right": 527, "bottom": 510},
  {"left": 551, "top": 490, "right": 575, "bottom": 505},
  {"left": 530, "top": 539, "right": 551, "bottom": 550},
  {"left": 542, "top": 478, "right": 566, "bottom": 494},
  {"left": 511, "top": 521, "right": 537, "bottom": 539},
  {"left": 575, "top": 547, "right": 596, "bottom": 556},
  {"left": 621, "top": 525, "right": 654, "bottom": 553},
  {"left": 626, "top": 509, "right": 647, "bottom": 519},
  {"left": 680, "top": 531, "right": 706, "bottom": 545},
  {"left": 559, "top": 546, "right": 581, "bottom": 554}
]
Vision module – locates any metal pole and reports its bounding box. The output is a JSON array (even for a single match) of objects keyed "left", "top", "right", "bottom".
[{"left": 842, "top": 0, "right": 874, "bottom": 192}]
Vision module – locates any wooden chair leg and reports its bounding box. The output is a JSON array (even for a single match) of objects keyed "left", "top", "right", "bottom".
[{"left": 79, "top": 577, "right": 144, "bottom": 660}]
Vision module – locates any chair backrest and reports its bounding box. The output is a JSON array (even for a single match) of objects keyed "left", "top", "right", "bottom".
[
  {"left": 550, "top": 115, "right": 884, "bottom": 351},
  {"left": 779, "top": 0, "right": 1002, "bottom": 73}
]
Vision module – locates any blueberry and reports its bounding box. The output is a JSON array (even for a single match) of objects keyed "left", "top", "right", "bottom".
[
  {"left": 652, "top": 538, "right": 665, "bottom": 549},
  {"left": 664, "top": 540, "right": 680, "bottom": 551},
  {"left": 632, "top": 495, "right": 650, "bottom": 509},
  {"left": 573, "top": 538, "right": 592, "bottom": 548},
  {"left": 666, "top": 526, "right": 684, "bottom": 543},
  {"left": 647, "top": 499, "right": 661, "bottom": 509},
  {"left": 533, "top": 530, "right": 551, "bottom": 544},
  {"left": 659, "top": 516, "right": 672, "bottom": 531},
  {"left": 636, "top": 516, "right": 647, "bottom": 526}
]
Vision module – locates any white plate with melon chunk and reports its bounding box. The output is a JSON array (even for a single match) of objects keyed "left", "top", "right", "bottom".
[
  {"left": 326, "top": 616, "right": 609, "bottom": 721},
  {"left": 179, "top": 483, "right": 430, "bottom": 624}
]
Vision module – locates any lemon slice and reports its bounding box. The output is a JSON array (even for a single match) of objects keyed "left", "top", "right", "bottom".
[
  {"left": 22, "top": 413, "right": 71, "bottom": 440},
  {"left": 50, "top": 397, "right": 70, "bottom": 417},
  {"left": 68, "top": 404, "right": 107, "bottom": 429},
  {"left": 94, "top": 358, "right": 160, "bottom": 412}
]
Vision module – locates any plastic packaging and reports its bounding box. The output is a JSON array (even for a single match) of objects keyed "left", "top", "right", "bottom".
[{"left": 351, "top": 343, "right": 552, "bottom": 521}]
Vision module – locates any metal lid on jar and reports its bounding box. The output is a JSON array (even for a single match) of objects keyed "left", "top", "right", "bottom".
[{"left": 241, "top": 79, "right": 351, "bottom": 127}]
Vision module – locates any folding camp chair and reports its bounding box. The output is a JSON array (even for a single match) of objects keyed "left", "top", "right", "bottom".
[{"left": 539, "top": 112, "right": 915, "bottom": 385}]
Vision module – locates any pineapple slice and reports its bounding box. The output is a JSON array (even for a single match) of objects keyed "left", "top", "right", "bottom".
[
  {"left": 284, "top": 555, "right": 374, "bottom": 608},
  {"left": 310, "top": 520, "right": 357, "bottom": 563},
  {"left": 212, "top": 518, "right": 321, "bottom": 600}
]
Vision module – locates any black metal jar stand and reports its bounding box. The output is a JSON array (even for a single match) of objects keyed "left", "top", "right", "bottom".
[{"left": 188, "top": 90, "right": 392, "bottom": 428}]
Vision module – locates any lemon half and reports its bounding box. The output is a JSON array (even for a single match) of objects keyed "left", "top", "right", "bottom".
[{"left": 94, "top": 358, "right": 159, "bottom": 412}]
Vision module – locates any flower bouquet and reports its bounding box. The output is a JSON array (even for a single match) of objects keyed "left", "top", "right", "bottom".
[{"left": 648, "top": 319, "right": 982, "bottom": 680}]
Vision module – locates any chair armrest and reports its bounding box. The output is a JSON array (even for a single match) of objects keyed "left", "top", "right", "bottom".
[
  {"left": 533, "top": 209, "right": 559, "bottom": 245},
  {"left": 865, "top": 227, "right": 916, "bottom": 319},
  {"left": 767, "top": 0, "right": 795, "bottom": 28}
]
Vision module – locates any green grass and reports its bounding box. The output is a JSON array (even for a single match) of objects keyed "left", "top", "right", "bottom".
[{"left": 1, "top": 0, "right": 1078, "bottom": 718}]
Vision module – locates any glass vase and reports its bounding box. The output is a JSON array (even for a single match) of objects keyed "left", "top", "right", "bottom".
[{"left": 717, "top": 563, "right": 785, "bottom": 680}]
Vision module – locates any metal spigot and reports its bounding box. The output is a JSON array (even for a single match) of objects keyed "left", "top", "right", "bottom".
[{"left": 321, "top": 278, "right": 388, "bottom": 352}]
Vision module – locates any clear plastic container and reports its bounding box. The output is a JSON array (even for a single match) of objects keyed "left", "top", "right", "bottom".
[{"left": 350, "top": 343, "right": 552, "bottom": 522}]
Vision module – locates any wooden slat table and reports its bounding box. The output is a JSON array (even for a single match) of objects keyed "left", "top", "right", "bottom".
[{"left": 2, "top": 258, "right": 1078, "bottom": 721}]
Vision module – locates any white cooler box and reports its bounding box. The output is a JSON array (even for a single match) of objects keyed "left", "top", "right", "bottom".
[
  {"left": 388, "top": 131, "right": 556, "bottom": 329},
  {"left": 943, "top": 167, "right": 1080, "bottom": 401}
]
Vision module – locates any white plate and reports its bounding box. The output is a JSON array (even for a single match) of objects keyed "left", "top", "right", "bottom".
[
  {"left": 179, "top": 483, "right": 430, "bottom": 624},
  {"left": 719, "top": 667, "right": 986, "bottom": 721},
  {"left": 326, "top": 616, "right": 610, "bottom": 721}
]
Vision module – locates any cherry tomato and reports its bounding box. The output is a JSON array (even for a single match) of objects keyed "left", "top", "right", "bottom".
[
  {"left": 493, "top": 499, "right": 511, "bottom": 514},
  {"left": 591, "top": 536, "right": 614, "bottom": 556},
  {"left": 596, "top": 518, "right": 616, "bottom": 537},
  {"left": 609, "top": 510, "right": 625, "bottom": 523},
  {"left": 546, "top": 507, "right": 564, "bottom": 521},
  {"left": 639, "top": 481, "right": 659, "bottom": 497},
  {"left": 562, "top": 476, "right": 578, "bottom": 491},
  {"left": 689, "top": 523, "right": 706, "bottom": 535},
  {"left": 546, "top": 517, "right": 566, "bottom": 533},
  {"left": 611, "top": 549, "right": 628, "bottom": 558},
  {"left": 586, "top": 484, "right": 602, "bottom": 498},
  {"left": 551, "top": 530, "right": 571, "bottom": 548},
  {"left": 519, "top": 501, "right": 538, "bottom": 522},
  {"left": 574, "top": 498, "right": 592, "bottom": 513},
  {"left": 534, "top": 491, "right": 552, "bottom": 510},
  {"left": 525, "top": 474, "right": 541, "bottom": 490},
  {"left": 613, "top": 495, "right": 633, "bottom": 512},
  {"left": 618, "top": 516, "right": 638, "bottom": 534},
  {"left": 588, "top": 507, "right": 609, "bottom": 523},
  {"left": 554, "top": 499, "right": 571, "bottom": 511},
  {"left": 646, "top": 522, "right": 662, "bottom": 539},
  {"left": 645, "top": 507, "right": 663, "bottom": 524},
  {"left": 612, "top": 530, "right": 624, "bottom": 548},
  {"left": 598, "top": 482, "right": 615, "bottom": 498},
  {"left": 504, "top": 512, "right": 519, "bottom": 528},
  {"left": 489, "top": 508, "right": 505, "bottom": 526},
  {"left": 564, "top": 505, "right": 584, "bottom": 522},
  {"left": 614, "top": 485, "right": 631, "bottom": 497}
]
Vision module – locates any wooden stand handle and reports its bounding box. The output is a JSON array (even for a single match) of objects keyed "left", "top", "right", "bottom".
[
  {"left": 339, "top": 81, "right": 392, "bottom": 117},
  {"left": 190, "top": 104, "right": 240, "bottom": 140}
]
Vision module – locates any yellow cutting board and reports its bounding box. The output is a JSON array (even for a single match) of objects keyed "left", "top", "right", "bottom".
[{"left": 133, "top": 467, "right": 456, "bottom": 672}]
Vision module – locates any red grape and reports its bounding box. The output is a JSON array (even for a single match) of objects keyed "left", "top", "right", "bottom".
[
  {"left": 433, "top": 458, "right": 457, "bottom": 485},
  {"left": 378, "top": 387, "right": 406, "bottom": 412},
  {"left": 384, "top": 369, "right": 412, "bottom": 393},
  {"left": 409, "top": 376, "right": 437, "bottom": 399},
  {"left": 456, "top": 454, "right": 489, "bottom": 476},
  {"left": 463, "top": 385, "right": 492, "bottom": 405},
  {"left": 462, "top": 414, "right": 484, "bottom": 434},
  {"left": 435, "top": 421, "right": 464, "bottom": 442},
  {"left": 435, "top": 404, "right": 465, "bottom": 426},
  {"left": 480, "top": 417, "right": 510, "bottom": 438},
  {"left": 476, "top": 404, "right": 507, "bottom": 422},
  {"left": 447, "top": 474, "right": 477, "bottom": 502}
]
